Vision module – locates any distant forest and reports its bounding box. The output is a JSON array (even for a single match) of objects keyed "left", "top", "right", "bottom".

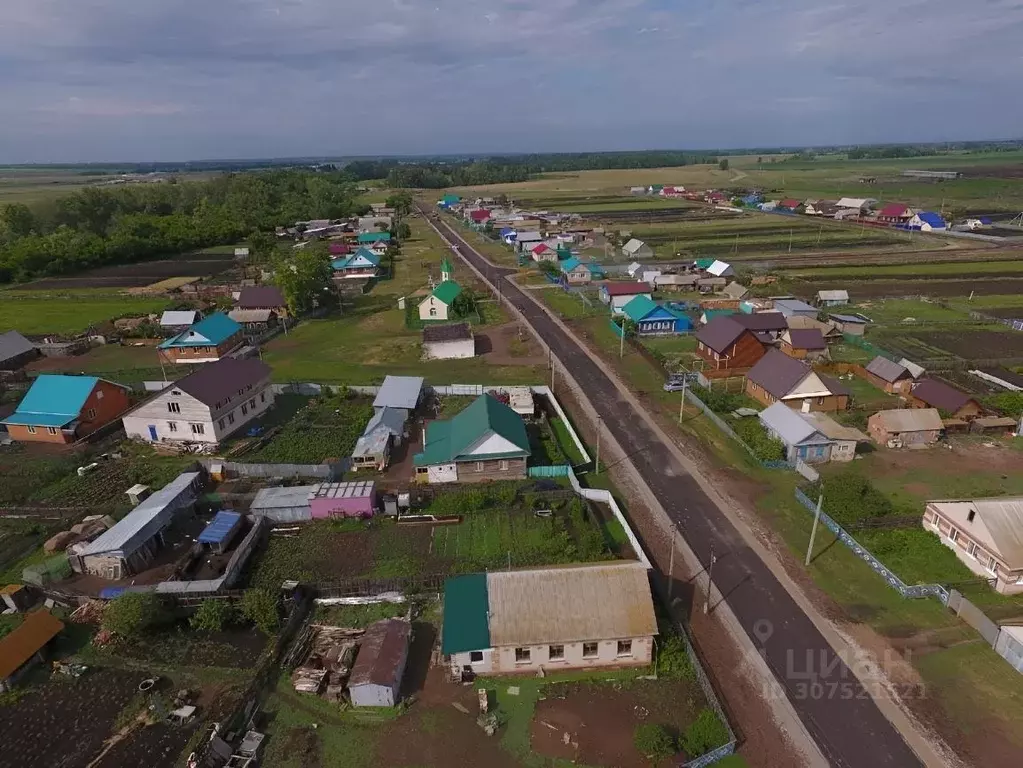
[{"left": 0, "top": 171, "right": 363, "bottom": 282}]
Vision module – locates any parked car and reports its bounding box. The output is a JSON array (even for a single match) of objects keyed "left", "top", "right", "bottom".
[{"left": 663, "top": 373, "right": 698, "bottom": 392}]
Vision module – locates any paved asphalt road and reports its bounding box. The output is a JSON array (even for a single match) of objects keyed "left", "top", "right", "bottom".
[{"left": 425, "top": 210, "right": 923, "bottom": 768}]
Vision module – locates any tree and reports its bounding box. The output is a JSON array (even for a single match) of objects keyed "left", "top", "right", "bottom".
[
  {"left": 451, "top": 287, "right": 477, "bottom": 319},
  {"left": 190, "top": 598, "right": 237, "bottom": 632},
  {"left": 718, "top": 158, "right": 730, "bottom": 171},
  {"left": 395, "top": 221, "right": 411, "bottom": 241},
  {"left": 1, "top": 204, "right": 36, "bottom": 239},
  {"left": 634, "top": 723, "right": 676, "bottom": 761},
  {"left": 247, "top": 230, "right": 278, "bottom": 264},
  {"left": 681, "top": 709, "right": 729, "bottom": 758},
  {"left": 271, "top": 245, "right": 334, "bottom": 315},
  {"left": 384, "top": 190, "right": 413, "bottom": 217},
  {"left": 241, "top": 588, "right": 280, "bottom": 634},
  {"left": 103, "top": 593, "right": 170, "bottom": 638}
]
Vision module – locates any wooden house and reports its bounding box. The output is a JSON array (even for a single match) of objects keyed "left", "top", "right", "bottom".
[{"left": 694, "top": 316, "right": 765, "bottom": 371}]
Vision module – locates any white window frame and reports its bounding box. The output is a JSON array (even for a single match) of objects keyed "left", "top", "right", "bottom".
[
  {"left": 514, "top": 647, "right": 531, "bottom": 664},
  {"left": 167, "top": 421, "right": 178, "bottom": 432},
  {"left": 617, "top": 640, "right": 633, "bottom": 657},
  {"left": 582, "top": 642, "right": 599, "bottom": 659},
  {"left": 548, "top": 644, "right": 565, "bottom": 661},
  {"left": 190, "top": 423, "right": 205, "bottom": 435},
  {"left": 167, "top": 401, "right": 181, "bottom": 414}
]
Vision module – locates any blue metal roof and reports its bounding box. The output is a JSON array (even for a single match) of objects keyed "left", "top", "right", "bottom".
[
  {"left": 159, "top": 312, "right": 240, "bottom": 349},
  {"left": 198, "top": 511, "right": 242, "bottom": 545},
  {"left": 1, "top": 374, "right": 99, "bottom": 428},
  {"left": 916, "top": 212, "right": 946, "bottom": 227}
]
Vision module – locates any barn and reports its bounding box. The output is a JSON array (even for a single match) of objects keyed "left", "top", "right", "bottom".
[{"left": 348, "top": 619, "right": 412, "bottom": 708}]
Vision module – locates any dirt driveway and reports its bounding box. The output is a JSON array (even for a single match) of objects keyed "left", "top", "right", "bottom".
[{"left": 478, "top": 321, "right": 547, "bottom": 366}]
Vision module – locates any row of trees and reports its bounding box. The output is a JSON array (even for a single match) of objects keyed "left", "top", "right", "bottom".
[{"left": 0, "top": 171, "right": 364, "bottom": 283}]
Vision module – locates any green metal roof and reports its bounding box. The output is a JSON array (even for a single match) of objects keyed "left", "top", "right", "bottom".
[
  {"left": 560, "top": 256, "right": 581, "bottom": 272},
  {"left": 414, "top": 394, "right": 531, "bottom": 466},
  {"left": 431, "top": 280, "right": 462, "bottom": 305},
  {"left": 442, "top": 574, "right": 490, "bottom": 655},
  {"left": 695, "top": 258, "right": 715, "bottom": 269},
  {"left": 357, "top": 231, "right": 392, "bottom": 243},
  {"left": 622, "top": 295, "right": 685, "bottom": 323}
]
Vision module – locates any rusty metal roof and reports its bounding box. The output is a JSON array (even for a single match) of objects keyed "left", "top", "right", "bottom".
[
  {"left": 0, "top": 610, "right": 63, "bottom": 680},
  {"left": 349, "top": 619, "right": 412, "bottom": 688}
]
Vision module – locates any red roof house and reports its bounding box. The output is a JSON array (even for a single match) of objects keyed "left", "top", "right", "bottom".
[
  {"left": 469, "top": 209, "right": 492, "bottom": 223},
  {"left": 328, "top": 242, "right": 352, "bottom": 256},
  {"left": 877, "top": 204, "right": 915, "bottom": 222},
  {"left": 779, "top": 199, "right": 803, "bottom": 210}
]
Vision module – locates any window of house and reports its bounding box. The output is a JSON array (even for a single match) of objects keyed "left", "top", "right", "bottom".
[
  {"left": 241, "top": 404, "right": 248, "bottom": 416},
  {"left": 238, "top": 388, "right": 245, "bottom": 396},
  {"left": 430, "top": 307, "right": 437, "bottom": 317},
  {"left": 168, "top": 422, "right": 178, "bottom": 432},
  {"left": 249, "top": 398, "right": 256, "bottom": 409},
  {"left": 548, "top": 645, "right": 565, "bottom": 661},
  {"left": 617, "top": 640, "right": 633, "bottom": 657},
  {"left": 47, "top": 427, "right": 58, "bottom": 435},
  {"left": 475, "top": 461, "right": 484, "bottom": 471},
  {"left": 27, "top": 425, "right": 36, "bottom": 434},
  {"left": 218, "top": 419, "right": 225, "bottom": 430},
  {"left": 86, "top": 408, "right": 97, "bottom": 420},
  {"left": 582, "top": 642, "right": 599, "bottom": 659},
  {"left": 949, "top": 528, "right": 959, "bottom": 542},
  {"left": 499, "top": 460, "right": 509, "bottom": 471},
  {"left": 260, "top": 393, "right": 266, "bottom": 403},
  {"left": 167, "top": 402, "right": 181, "bottom": 414},
  {"left": 967, "top": 510, "right": 976, "bottom": 523},
  {"left": 514, "top": 648, "right": 531, "bottom": 663},
  {"left": 228, "top": 414, "right": 235, "bottom": 424},
  {"left": 469, "top": 651, "right": 484, "bottom": 663},
  {"left": 191, "top": 423, "right": 205, "bottom": 435}
]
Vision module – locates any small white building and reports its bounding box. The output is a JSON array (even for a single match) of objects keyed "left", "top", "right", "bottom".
[
  {"left": 418, "top": 281, "right": 462, "bottom": 322},
  {"left": 122, "top": 358, "right": 274, "bottom": 445},
  {"left": 348, "top": 619, "right": 412, "bottom": 708},
  {"left": 622, "top": 239, "right": 654, "bottom": 260},
  {"left": 422, "top": 323, "right": 475, "bottom": 360}
]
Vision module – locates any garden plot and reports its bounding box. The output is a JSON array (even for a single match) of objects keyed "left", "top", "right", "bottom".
[{"left": 0, "top": 290, "right": 172, "bottom": 335}]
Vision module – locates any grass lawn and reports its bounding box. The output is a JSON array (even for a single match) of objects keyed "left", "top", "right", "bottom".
[
  {"left": 313, "top": 601, "right": 406, "bottom": 628},
  {"left": 789, "top": 260, "right": 1023, "bottom": 279},
  {"left": 838, "top": 373, "right": 897, "bottom": 408},
  {"left": 24, "top": 343, "right": 166, "bottom": 383},
  {"left": 0, "top": 291, "right": 170, "bottom": 335},
  {"left": 850, "top": 298, "right": 971, "bottom": 326},
  {"left": 536, "top": 288, "right": 601, "bottom": 320},
  {"left": 549, "top": 416, "right": 588, "bottom": 465}
]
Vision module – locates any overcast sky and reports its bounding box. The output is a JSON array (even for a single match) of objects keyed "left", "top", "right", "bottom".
[{"left": 2, "top": 0, "right": 1022, "bottom": 163}]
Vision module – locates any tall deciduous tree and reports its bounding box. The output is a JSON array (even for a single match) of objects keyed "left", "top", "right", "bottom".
[{"left": 272, "top": 244, "right": 334, "bottom": 315}]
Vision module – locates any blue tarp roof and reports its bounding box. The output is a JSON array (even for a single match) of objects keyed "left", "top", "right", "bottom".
[
  {"left": 198, "top": 511, "right": 242, "bottom": 545},
  {"left": 1, "top": 374, "right": 99, "bottom": 428}
]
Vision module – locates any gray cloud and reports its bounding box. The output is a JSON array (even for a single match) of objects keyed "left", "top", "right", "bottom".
[{"left": 0, "top": 0, "right": 1021, "bottom": 162}]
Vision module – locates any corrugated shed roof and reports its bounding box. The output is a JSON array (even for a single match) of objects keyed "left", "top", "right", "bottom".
[
  {"left": 928, "top": 498, "right": 1023, "bottom": 569},
  {"left": 602, "top": 282, "right": 650, "bottom": 297},
  {"left": 829, "top": 314, "right": 867, "bottom": 324},
  {"left": 349, "top": 619, "right": 412, "bottom": 687},
  {"left": 442, "top": 573, "right": 490, "bottom": 654},
  {"left": 911, "top": 379, "right": 975, "bottom": 413},
  {"left": 0, "top": 330, "right": 34, "bottom": 364},
  {"left": 758, "top": 402, "right": 826, "bottom": 446},
  {"left": 357, "top": 231, "right": 391, "bottom": 243},
  {"left": 312, "top": 481, "right": 375, "bottom": 499},
  {"left": 872, "top": 408, "right": 943, "bottom": 433},
  {"left": 228, "top": 309, "right": 275, "bottom": 323},
  {"left": 2, "top": 375, "right": 101, "bottom": 428},
  {"left": 732, "top": 312, "right": 788, "bottom": 332},
  {"left": 250, "top": 485, "right": 318, "bottom": 511},
  {"left": 622, "top": 239, "right": 648, "bottom": 254},
  {"left": 237, "top": 286, "right": 287, "bottom": 308},
  {"left": 706, "top": 260, "right": 732, "bottom": 277},
  {"left": 916, "top": 212, "right": 946, "bottom": 227},
  {"left": 81, "top": 472, "right": 201, "bottom": 556},
  {"left": 198, "top": 511, "right": 241, "bottom": 545},
  {"left": 865, "top": 356, "right": 910, "bottom": 384},
  {"left": 721, "top": 281, "right": 748, "bottom": 299},
  {"left": 774, "top": 299, "right": 817, "bottom": 315},
  {"left": 423, "top": 323, "right": 472, "bottom": 343},
  {"left": 486, "top": 564, "right": 657, "bottom": 647},
  {"left": 746, "top": 349, "right": 813, "bottom": 399},
  {"left": 802, "top": 411, "right": 869, "bottom": 442},
  {"left": 898, "top": 358, "right": 926, "bottom": 379},
  {"left": 373, "top": 376, "right": 424, "bottom": 410},
  {"left": 160, "top": 310, "right": 198, "bottom": 327},
  {"left": 816, "top": 290, "right": 849, "bottom": 302},
  {"left": 0, "top": 610, "right": 64, "bottom": 680}
]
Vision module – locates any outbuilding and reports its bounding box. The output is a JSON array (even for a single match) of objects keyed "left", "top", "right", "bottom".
[
  {"left": 348, "top": 619, "right": 412, "bottom": 707},
  {"left": 309, "top": 481, "right": 377, "bottom": 519},
  {"left": 867, "top": 408, "right": 943, "bottom": 447},
  {"left": 828, "top": 314, "right": 868, "bottom": 337},
  {"left": 0, "top": 331, "right": 39, "bottom": 371},
  {"left": 373, "top": 376, "right": 424, "bottom": 417},
  {"left": 599, "top": 282, "right": 653, "bottom": 314},
  {"left": 0, "top": 610, "right": 64, "bottom": 692},
  {"left": 198, "top": 511, "right": 243, "bottom": 554},
  {"left": 864, "top": 356, "right": 914, "bottom": 394},
  {"left": 815, "top": 290, "right": 849, "bottom": 307}
]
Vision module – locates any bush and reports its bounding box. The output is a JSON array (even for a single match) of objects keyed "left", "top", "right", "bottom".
[
  {"left": 985, "top": 391, "right": 1023, "bottom": 416},
  {"left": 189, "top": 598, "right": 237, "bottom": 632},
  {"left": 733, "top": 418, "right": 785, "bottom": 462},
  {"left": 656, "top": 634, "right": 696, "bottom": 681},
  {"left": 681, "top": 708, "right": 729, "bottom": 758},
  {"left": 815, "top": 471, "right": 903, "bottom": 525},
  {"left": 102, "top": 593, "right": 170, "bottom": 638},
  {"left": 690, "top": 385, "right": 746, "bottom": 415},
  {"left": 241, "top": 589, "right": 280, "bottom": 635},
  {"left": 634, "top": 723, "right": 676, "bottom": 761}
]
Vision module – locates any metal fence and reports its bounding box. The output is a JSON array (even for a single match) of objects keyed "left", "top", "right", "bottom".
[
  {"left": 684, "top": 388, "right": 790, "bottom": 470},
  {"left": 527, "top": 465, "right": 573, "bottom": 478}
]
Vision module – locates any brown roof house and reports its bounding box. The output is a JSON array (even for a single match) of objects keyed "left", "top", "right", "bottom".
[
  {"left": 348, "top": 619, "right": 412, "bottom": 707},
  {"left": 694, "top": 316, "right": 765, "bottom": 372},
  {"left": 236, "top": 285, "right": 289, "bottom": 318},
  {"left": 779, "top": 329, "right": 829, "bottom": 361},
  {"left": 923, "top": 498, "right": 1023, "bottom": 594},
  {"left": 732, "top": 311, "right": 789, "bottom": 341},
  {"left": 0, "top": 610, "right": 64, "bottom": 692},
  {"left": 864, "top": 356, "right": 914, "bottom": 394},
  {"left": 908, "top": 379, "right": 983, "bottom": 420},
  {"left": 745, "top": 349, "right": 850, "bottom": 413},
  {"left": 867, "top": 408, "right": 943, "bottom": 447}
]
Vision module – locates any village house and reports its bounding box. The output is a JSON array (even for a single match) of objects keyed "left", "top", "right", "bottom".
[
  {"left": 801, "top": 411, "right": 869, "bottom": 462},
  {"left": 923, "top": 498, "right": 1023, "bottom": 594},
  {"left": 906, "top": 212, "right": 947, "bottom": 232},
  {"left": 0, "top": 610, "right": 64, "bottom": 693},
  {"left": 864, "top": 356, "right": 914, "bottom": 394},
  {"left": 159, "top": 310, "right": 200, "bottom": 335},
  {"left": 655, "top": 273, "right": 700, "bottom": 292},
  {"left": 694, "top": 316, "right": 765, "bottom": 371},
  {"left": 779, "top": 329, "right": 829, "bottom": 361},
  {"left": 757, "top": 402, "right": 835, "bottom": 464},
  {"left": 559, "top": 257, "right": 604, "bottom": 285},
  {"left": 441, "top": 564, "right": 657, "bottom": 676},
  {"left": 907, "top": 379, "right": 983, "bottom": 420},
  {"left": 867, "top": 408, "right": 943, "bottom": 447},
  {"left": 732, "top": 311, "right": 789, "bottom": 341},
  {"left": 785, "top": 315, "right": 844, "bottom": 344},
  {"left": 515, "top": 231, "right": 544, "bottom": 253},
  {"left": 745, "top": 349, "right": 850, "bottom": 412},
  {"left": 227, "top": 308, "right": 278, "bottom": 334},
  {"left": 828, "top": 313, "right": 869, "bottom": 337},
  {"left": 422, "top": 323, "right": 475, "bottom": 360},
  {"left": 835, "top": 197, "right": 876, "bottom": 214},
  {"left": 815, "top": 290, "right": 849, "bottom": 307},
  {"left": 158, "top": 313, "right": 244, "bottom": 364},
  {"left": 418, "top": 281, "right": 463, "bottom": 322},
  {"left": 622, "top": 238, "right": 654, "bottom": 260},
  {"left": 599, "top": 282, "right": 652, "bottom": 315},
  {"left": 122, "top": 358, "right": 274, "bottom": 446},
  {"left": 357, "top": 231, "right": 392, "bottom": 246},
  {"left": 0, "top": 330, "right": 39, "bottom": 371},
  {"left": 414, "top": 394, "right": 530, "bottom": 484},
  {"left": 620, "top": 296, "right": 693, "bottom": 336},
  {"left": 71, "top": 471, "right": 203, "bottom": 579},
  {"left": 332, "top": 248, "right": 381, "bottom": 281},
  {"left": 804, "top": 200, "right": 840, "bottom": 217},
  {"left": 876, "top": 204, "right": 915, "bottom": 225},
  {"left": 349, "top": 619, "right": 412, "bottom": 707},
  {"left": 2, "top": 374, "right": 131, "bottom": 444},
  {"left": 531, "top": 243, "right": 558, "bottom": 263},
  {"left": 772, "top": 299, "right": 819, "bottom": 319},
  {"left": 235, "top": 286, "right": 289, "bottom": 318},
  {"left": 778, "top": 198, "right": 803, "bottom": 212}
]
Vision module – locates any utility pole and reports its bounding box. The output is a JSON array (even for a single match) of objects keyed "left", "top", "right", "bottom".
[
  {"left": 788, "top": 228, "right": 793, "bottom": 253},
  {"left": 595, "top": 416, "right": 602, "bottom": 473},
  {"left": 667, "top": 533, "right": 676, "bottom": 602},
  {"left": 703, "top": 545, "right": 716, "bottom": 615},
  {"left": 619, "top": 320, "right": 625, "bottom": 358},
  {"left": 677, "top": 377, "right": 688, "bottom": 423},
  {"left": 805, "top": 494, "right": 824, "bottom": 566}
]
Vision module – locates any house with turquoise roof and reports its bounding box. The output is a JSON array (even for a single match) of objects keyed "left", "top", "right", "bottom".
[
  {"left": 559, "top": 257, "right": 606, "bottom": 285},
  {"left": 357, "top": 231, "right": 392, "bottom": 245},
  {"left": 158, "top": 312, "right": 244, "bottom": 364},
  {"left": 331, "top": 247, "right": 381, "bottom": 280},
  {"left": 1, "top": 374, "right": 131, "bottom": 444},
  {"left": 621, "top": 296, "right": 693, "bottom": 336}
]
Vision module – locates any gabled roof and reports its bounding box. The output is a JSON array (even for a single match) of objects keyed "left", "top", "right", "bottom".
[
  {"left": 779, "top": 198, "right": 802, "bottom": 209},
  {"left": 602, "top": 282, "right": 650, "bottom": 297},
  {"left": 898, "top": 358, "right": 926, "bottom": 379},
  {"left": 836, "top": 197, "right": 875, "bottom": 209},
  {"left": 349, "top": 618, "right": 412, "bottom": 687},
  {"left": 773, "top": 299, "right": 818, "bottom": 315},
  {"left": 429, "top": 280, "right": 463, "bottom": 306},
  {"left": 695, "top": 316, "right": 749, "bottom": 354},
  {"left": 332, "top": 248, "right": 381, "bottom": 270},
  {"left": 531, "top": 243, "right": 553, "bottom": 254},
  {"left": 0, "top": 610, "right": 64, "bottom": 680},
  {"left": 2, "top": 375, "right": 103, "bottom": 428},
  {"left": 865, "top": 356, "right": 910, "bottom": 384},
  {"left": 442, "top": 574, "right": 490, "bottom": 654},
  {"left": 911, "top": 379, "right": 976, "bottom": 413},
  {"left": 328, "top": 242, "right": 352, "bottom": 255},
  {"left": 373, "top": 376, "right": 424, "bottom": 410},
  {"left": 829, "top": 313, "right": 867, "bottom": 325},
  {"left": 816, "top": 290, "right": 849, "bottom": 302},
  {"left": 802, "top": 411, "right": 869, "bottom": 442},
  {"left": 228, "top": 308, "right": 276, "bottom": 324},
  {"left": 621, "top": 295, "right": 685, "bottom": 323},
  {"left": 622, "top": 238, "right": 649, "bottom": 254},
  {"left": 414, "top": 394, "right": 530, "bottom": 466},
  {"left": 915, "top": 211, "right": 946, "bottom": 227},
  {"left": 159, "top": 312, "right": 241, "bottom": 349},
  {"left": 746, "top": 349, "right": 820, "bottom": 399},
  {"left": 423, "top": 323, "right": 472, "bottom": 343},
  {"left": 469, "top": 209, "right": 491, "bottom": 222},
  {"left": 559, "top": 256, "right": 582, "bottom": 272},
  {"left": 759, "top": 402, "right": 828, "bottom": 446},
  {"left": 926, "top": 498, "right": 1023, "bottom": 569},
  {"left": 732, "top": 312, "right": 788, "bottom": 332},
  {"left": 721, "top": 281, "right": 748, "bottom": 299},
  {"left": 783, "top": 328, "right": 826, "bottom": 350},
  {"left": 872, "top": 408, "right": 943, "bottom": 433},
  {"left": 237, "top": 286, "right": 286, "bottom": 309},
  {"left": 0, "top": 330, "right": 35, "bottom": 363},
  {"left": 357, "top": 231, "right": 392, "bottom": 243},
  {"left": 164, "top": 358, "right": 271, "bottom": 407},
  {"left": 705, "top": 260, "right": 732, "bottom": 277},
  {"left": 878, "top": 203, "right": 911, "bottom": 218},
  {"left": 160, "top": 310, "right": 198, "bottom": 327}
]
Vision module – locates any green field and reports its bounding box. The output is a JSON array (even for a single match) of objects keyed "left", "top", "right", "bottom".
[
  {"left": 0, "top": 290, "right": 170, "bottom": 335},
  {"left": 788, "top": 259, "right": 1023, "bottom": 279}
]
